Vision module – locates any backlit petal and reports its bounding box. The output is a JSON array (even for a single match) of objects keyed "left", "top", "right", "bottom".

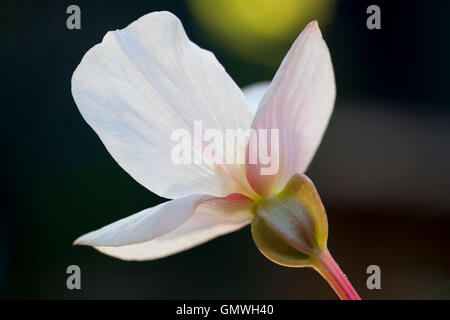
[
  {"left": 74, "top": 194, "right": 211, "bottom": 247},
  {"left": 72, "top": 11, "right": 253, "bottom": 199},
  {"left": 93, "top": 194, "right": 254, "bottom": 260},
  {"left": 246, "top": 21, "right": 335, "bottom": 196},
  {"left": 242, "top": 82, "right": 270, "bottom": 117}
]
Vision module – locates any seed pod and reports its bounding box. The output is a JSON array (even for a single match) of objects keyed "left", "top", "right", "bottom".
[{"left": 251, "top": 173, "right": 328, "bottom": 267}]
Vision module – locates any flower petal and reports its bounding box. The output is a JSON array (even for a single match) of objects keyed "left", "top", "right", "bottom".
[
  {"left": 92, "top": 194, "right": 254, "bottom": 261},
  {"left": 242, "top": 82, "right": 270, "bottom": 117},
  {"left": 74, "top": 194, "right": 212, "bottom": 247},
  {"left": 246, "top": 21, "right": 336, "bottom": 196},
  {"left": 72, "top": 11, "right": 253, "bottom": 199}
]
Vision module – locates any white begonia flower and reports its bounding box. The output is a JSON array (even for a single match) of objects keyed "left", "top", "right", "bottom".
[{"left": 72, "top": 11, "right": 335, "bottom": 262}]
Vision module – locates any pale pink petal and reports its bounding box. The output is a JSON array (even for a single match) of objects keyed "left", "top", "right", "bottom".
[
  {"left": 93, "top": 194, "right": 254, "bottom": 260},
  {"left": 246, "top": 21, "right": 336, "bottom": 196},
  {"left": 242, "top": 82, "right": 270, "bottom": 117},
  {"left": 74, "top": 194, "right": 212, "bottom": 247}
]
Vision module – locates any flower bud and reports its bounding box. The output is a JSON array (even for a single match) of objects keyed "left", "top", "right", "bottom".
[{"left": 251, "top": 173, "right": 328, "bottom": 267}]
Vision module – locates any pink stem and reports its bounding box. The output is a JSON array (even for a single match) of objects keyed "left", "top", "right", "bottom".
[{"left": 313, "top": 249, "right": 361, "bottom": 300}]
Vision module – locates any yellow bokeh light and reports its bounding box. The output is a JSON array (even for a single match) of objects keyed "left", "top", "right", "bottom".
[{"left": 188, "top": 0, "right": 337, "bottom": 66}]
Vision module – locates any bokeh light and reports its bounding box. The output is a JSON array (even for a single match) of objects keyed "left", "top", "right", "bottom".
[{"left": 188, "top": 0, "right": 337, "bottom": 66}]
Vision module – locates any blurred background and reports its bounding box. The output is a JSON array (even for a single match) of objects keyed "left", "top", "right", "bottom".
[{"left": 0, "top": 0, "right": 449, "bottom": 299}]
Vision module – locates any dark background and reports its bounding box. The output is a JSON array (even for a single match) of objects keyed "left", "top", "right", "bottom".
[{"left": 1, "top": 0, "right": 449, "bottom": 299}]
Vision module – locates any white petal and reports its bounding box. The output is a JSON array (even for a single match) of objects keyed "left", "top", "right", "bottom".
[
  {"left": 93, "top": 194, "right": 254, "bottom": 261},
  {"left": 246, "top": 21, "right": 336, "bottom": 195},
  {"left": 241, "top": 82, "right": 270, "bottom": 117},
  {"left": 74, "top": 194, "right": 211, "bottom": 247},
  {"left": 71, "top": 11, "right": 253, "bottom": 199}
]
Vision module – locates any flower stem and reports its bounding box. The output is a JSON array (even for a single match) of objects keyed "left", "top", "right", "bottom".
[{"left": 313, "top": 249, "right": 361, "bottom": 300}]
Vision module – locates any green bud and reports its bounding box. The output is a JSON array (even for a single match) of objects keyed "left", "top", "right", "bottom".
[{"left": 251, "top": 173, "right": 328, "bottom": 267}]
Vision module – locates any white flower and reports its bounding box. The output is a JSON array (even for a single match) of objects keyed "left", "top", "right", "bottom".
[{"left": 72, "top": 11, "right": 335, "bottom": 262}]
